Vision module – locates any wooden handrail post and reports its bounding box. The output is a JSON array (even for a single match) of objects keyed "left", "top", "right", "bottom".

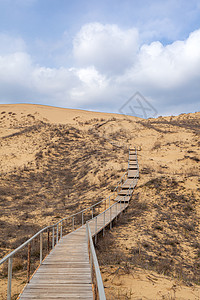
[
  {"left": 47, "top": 228, "right": 50, "bottom": 253},
  {"left": 60, "top": 221, "right": 63, "bottom": 239},
  {"left": 56, "top": 224, "right": 59, "bottom": 244},
  {"left": 27, "top": 243, "right": 31, "bottom": 283},
  {"left": 7, "top": 257, "right": 13, "bottom": 300},
  {"left": 103, "top": 211, "right": 105, "bottom": 237},
  {"left": 72, "top": 216, "right": 75, "bottom": 231},
  {"left": 110, "top": 207, "right": 112, "bottom": 229},
  {"left": 40, "top": 233, "right": 43, "bottom": 265},
  {"left": 95, "top": 217, "right": 97, "bottom": 244},
  {"left": 52, "top": 226, "right": 55, "bottom": 249},
  {"left": 82, "top": 212, "right": 84, "bottom": 226},
  {"left": 92, "top": 208, "right": 94, "bottom": 219}
]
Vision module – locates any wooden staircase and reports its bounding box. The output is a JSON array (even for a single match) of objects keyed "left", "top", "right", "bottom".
[{"left": 1, "top": 148, "right": 139, "bottom": 300}]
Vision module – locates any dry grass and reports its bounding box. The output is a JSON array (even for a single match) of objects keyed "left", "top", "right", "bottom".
[{"left": 0, "top": 105, "right": 199, "bottom": 299}]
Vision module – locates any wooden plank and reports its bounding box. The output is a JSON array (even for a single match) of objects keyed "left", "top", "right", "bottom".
[
  {"left": 121, "top": 179, "right": 137, "bottom": 188},
  {"left": 19, "top": 225, "right": 93, "bottom": 299},
  {"left": 19, "top": 154, "right": 138, "bottom": 300},
  {"left": 128, "top": 169, "right": 139, "bottom": 178}
]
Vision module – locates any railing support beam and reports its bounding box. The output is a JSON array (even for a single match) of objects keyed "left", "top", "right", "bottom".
[
  {"left": 40, "top": 233, "right": 43, "bottom": 265},
  {"left": 27, "top": 243, "right": 31, "bottom": 283},
  {"left": 56, "top": 224, "right": 59, "bottom": 244},
  {"left": 52, "top": 227, "right": 55, "bottom": 249},
  {"left": 7, "top": 257, "right": 12, "bottom": 300}
]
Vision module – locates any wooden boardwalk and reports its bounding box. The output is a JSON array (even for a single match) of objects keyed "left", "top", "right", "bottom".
[
  {"left": 18, "top": 149, "right": 138, "bottom": 299},
  {"left": 20, "top": 227, "right": 93, "bottom": 299}
]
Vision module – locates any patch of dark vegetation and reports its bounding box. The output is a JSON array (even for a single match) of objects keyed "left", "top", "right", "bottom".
[
  {"left": 152, "top": 141, "right": 161, "bottom": 150},
  {"left": 140, "top": 166, "right": 153, "bottom": 174},
  {"left": 140, "top": 114, "right": 200, "bottom": 135},
  {"left": 0, "top": 122, "right": 127, "bottom": 261},
  {"left": 140, "top": 177, "right": 179, "bottom": 192},
  {"left": 1, "top": 124, "right": 46, "bottom": 139},
  {"left": 184, "top": 155, "right": 200, "bottom": 162},
  {"left": 96, "top": 232, "right": 126, "bottom": 265},
  {"left": 96, "top": 175, "right": 200, "bottom": 286},
  {"left": 137, "top": 120, "right": 172, "bottom": 133}
]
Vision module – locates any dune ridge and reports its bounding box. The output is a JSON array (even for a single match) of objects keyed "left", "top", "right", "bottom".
[{"left": 0, "top": 103, "right": 199, "bottom": 299}]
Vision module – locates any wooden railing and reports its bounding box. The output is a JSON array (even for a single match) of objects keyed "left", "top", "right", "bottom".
[{"left": 0, "top": 148, "right": 139, "bottom": 300}]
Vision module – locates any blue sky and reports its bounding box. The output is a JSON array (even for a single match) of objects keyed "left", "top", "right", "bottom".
[{"left": 0, "top": 0, "right": 200, "bottom": 117}]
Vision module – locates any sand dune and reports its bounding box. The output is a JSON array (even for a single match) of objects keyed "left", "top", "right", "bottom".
[{"left": 0, "top": 104, "right": 199, "bottom": 299}]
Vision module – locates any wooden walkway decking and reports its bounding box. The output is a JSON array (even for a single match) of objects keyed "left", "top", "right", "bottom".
[
  {"left": 19, "top": 149, "right": 138, "bottom": 299},
  {"left": 19, "top": 227, "right": 93, "bottom": 299}
]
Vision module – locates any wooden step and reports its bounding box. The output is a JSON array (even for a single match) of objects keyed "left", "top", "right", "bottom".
[
  {"left": 121, "top": 179, "right": 137, "bottom": 189},
  {"left": 118, "top": 189, "right": 133, "bottom": 196},
  {"left": 114, "top": 195, "right": 130, "bottom": 202},
  {"left": 129, "top": 165, "right": 138, "bottom": 170},
  {"left": 18, "top": 149, "right": 139, "bottom": 300},
  {"left": 129, "top": 154, "right": 136, "bottom": 160},
  {"left": 128, "top": 170, "right": 139, "bottom": 178}
]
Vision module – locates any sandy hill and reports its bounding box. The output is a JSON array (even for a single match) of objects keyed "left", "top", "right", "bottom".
[{"left": 0, "top": 104, "right": 199, "bottom": 299}]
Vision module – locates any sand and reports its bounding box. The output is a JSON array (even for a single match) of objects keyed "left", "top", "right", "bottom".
[{"left": 0, "top": 103, "right": 199, "bottom": 299}]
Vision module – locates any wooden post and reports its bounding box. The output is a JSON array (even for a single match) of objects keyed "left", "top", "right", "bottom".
[
  {"left": 60, "top": 221, "right": 63, "bottom": 239},
  {"left": 110, "top": 207, "right": 112, "bottom": 229},
  {"left": 95, "top": 217, "right": 97, "bottom": 244},
  {"left": 82, "top": 212, "right": 84, "bottom": 226},
  {"left": 7, "top": 257, "right": 13, "bottom": 300},
  {"left": 103, "top": 211, "right": 105, "bottom": 237},
  {"left": 56, "top": 224, "right": 59, "bottom": 244},
  {"left": 95, "top": 277, "right": 98, "bottom": 300},
  {"left": 40, "top": 233, "right": 43, "bottom": 265},
  {"left": 72, "top": 216, "right": 75, "bottom": 231},
  {"left": 47, "top": 228, "right": 50, "bottom": 252},
  {"left": 27, "top": 243, "right": 31, "bottom": 283},
  {"left": 52, "top": 227, "right": 55, "bottom": 249}
]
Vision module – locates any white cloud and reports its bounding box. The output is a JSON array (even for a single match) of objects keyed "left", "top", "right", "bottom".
[
  {"left": 0, "top": 25, "right": 200, "bottom": 115},
  {"left": 137, "top": 29, "right": 200, "bottom": 88},
  {"left": 113, "top": 28, "right": 200, "bottom": 112},
  {"left": 73, "top": 23, "right": 139, "bottom": 75},
  {"left": 0, "top": 52, "right": 31, "bottom": 85}
]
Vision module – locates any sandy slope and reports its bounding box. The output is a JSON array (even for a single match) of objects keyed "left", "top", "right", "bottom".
[{"left": 0, "top": 104, "right": 199, "bottom": 299}]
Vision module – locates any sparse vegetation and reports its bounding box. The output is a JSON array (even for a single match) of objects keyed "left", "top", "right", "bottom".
[{"left": 0, "top": 106, "right": 199, "bottom": 299}]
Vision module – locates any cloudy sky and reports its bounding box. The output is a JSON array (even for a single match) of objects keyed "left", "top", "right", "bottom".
[{"left": 0, "top": 0, "right": 200, "bottom": 117}]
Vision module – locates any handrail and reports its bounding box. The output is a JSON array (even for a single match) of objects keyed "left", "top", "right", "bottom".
[
  {"left": 86, "top": 222, "right": 106, "bottom": 300},
  {"left": 0, "top": 226, "right": 49, "bottom": 265},
  {"left": 0, "top": 146, "right": 139, "bottom": 300},
  {"left": 0, "top": 167, "right": 128, "bottom": 267},
  {"left": 85, "top": 160, "right": 139, "bottom": 299},
  {"left": 92, "top": 168, "right": 139, "bottom": 234}
]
